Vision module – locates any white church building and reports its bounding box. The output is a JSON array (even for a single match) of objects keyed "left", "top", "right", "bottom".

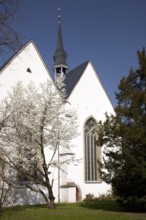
[{"left": 0, "top": 12, "right": 114, "bottom": 204}]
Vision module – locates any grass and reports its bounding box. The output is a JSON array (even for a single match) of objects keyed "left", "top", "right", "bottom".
[{"left": 1, "top": 200, "right": 146, "bottom": 220}]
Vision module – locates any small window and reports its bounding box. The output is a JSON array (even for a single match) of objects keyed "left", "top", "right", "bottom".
[{"left": 26, "top": 68, "right": 32, "bottom": 73}]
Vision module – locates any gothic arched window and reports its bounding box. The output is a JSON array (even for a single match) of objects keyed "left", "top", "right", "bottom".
[{"left": 84, "top": 118, "right": 101, "bottom": 182}]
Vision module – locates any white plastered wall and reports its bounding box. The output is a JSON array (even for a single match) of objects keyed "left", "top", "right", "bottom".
[
  {"left": 0, "top": 41, "right": 58, "bottom": 205},
  {"left": 0, "top": 43, "right": 115, "bottom": 203},
  {"left": 63, "top": 61, "right": 115, "bottom": 201},
  {"left": 0, "top": 41, "right": 51, "bottom": 100}
]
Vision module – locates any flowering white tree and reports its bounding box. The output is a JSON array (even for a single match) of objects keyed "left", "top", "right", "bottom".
[
  {"left": 0, "top": 79, "right": 78, "bottom": 208},
  {"left": 0, "top": 94, "right": 25, "bottom": 214},
  {"left": 0, "top": 153, "right": 15, "bottom": 216}
]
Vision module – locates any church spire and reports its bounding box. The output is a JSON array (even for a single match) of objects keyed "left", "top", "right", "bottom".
[{"left": 53, "top": 8, "right": 68, "bottom": 79}]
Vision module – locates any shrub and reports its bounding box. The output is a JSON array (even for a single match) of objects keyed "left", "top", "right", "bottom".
[
  {"left": 117, "top": 196, "right": 146, "bottom": 211},
  {"left": 83, "top": 193, "right": 95, "bottom": 202},
  {"left": 83, "top": 190, "right": 114, "bottom": 202}
]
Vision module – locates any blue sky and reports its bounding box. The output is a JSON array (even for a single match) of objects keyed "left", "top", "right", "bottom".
[{"left": 3, "top": 0, "right": 146, "bottom": 106}]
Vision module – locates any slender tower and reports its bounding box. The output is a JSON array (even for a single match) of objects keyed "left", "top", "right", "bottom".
[{"left": 53, "top": 8, "right": 68, "bottom": 79}]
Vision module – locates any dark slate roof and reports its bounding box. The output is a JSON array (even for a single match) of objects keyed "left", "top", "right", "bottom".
[{"left": 64, "top": 60, "right": 89, "bottom": 97}]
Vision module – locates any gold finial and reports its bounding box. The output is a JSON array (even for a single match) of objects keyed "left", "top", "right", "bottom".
[{"left": 58, "top": 8, "right": 61, "bottom": 23}]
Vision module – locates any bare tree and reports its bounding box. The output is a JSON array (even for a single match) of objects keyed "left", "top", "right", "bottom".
[
  {"left": 0, "top": 79, "right": 78, "bottom": 208},
  {"left": 0, "top": 0, "right": 21, "bottom": 57}
]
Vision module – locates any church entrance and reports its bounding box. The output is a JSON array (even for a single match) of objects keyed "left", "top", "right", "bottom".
[{"left": 76, "top": 185, "right": 82, "bottom": 201}]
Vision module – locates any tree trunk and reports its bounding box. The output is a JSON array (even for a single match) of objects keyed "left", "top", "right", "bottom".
[
  {"left": 48, "top": 198, "right": 55, "bottom": 209},
  {"left": 39, "top": 185, "right": 56, "bottom": 208},
  {"left": 48, "top": 186, "right": 55, "bottom": 209},
  {"left": 0, "top": 202, "right": 3, "bottom": 217},
  {"left": 26, "top": 184, "right": 56, "bottom": 209}
]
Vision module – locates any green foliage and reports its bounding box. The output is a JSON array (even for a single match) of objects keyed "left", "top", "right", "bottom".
[
  {"left": 98, "top": 48, "right": 146, "bottom": 211},
  {"left": 83, "top": 193, "right": 95, "bottom": 201},
  {"left": 83, "top": 191, "right": 114, "bottom": 202}
]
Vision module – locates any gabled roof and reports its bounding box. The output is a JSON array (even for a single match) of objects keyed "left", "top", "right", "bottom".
[
  {"left": 0, "top": 41, "right": 31, "bottom": 72},
  {"left": 64, "top": 60, "right": 89, "bottom": 97},
  {"left": 0, "top": 40, "right": 51, "bottom": 78}
]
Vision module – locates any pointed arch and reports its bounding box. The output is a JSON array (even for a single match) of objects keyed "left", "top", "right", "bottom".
[{"left": 84, "top": 117, "right": 101, "bottom": 182}]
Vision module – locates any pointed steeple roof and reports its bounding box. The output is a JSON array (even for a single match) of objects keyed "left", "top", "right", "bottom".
[{"left": 53, "top": 8, "right": 68, "bottom": 76}]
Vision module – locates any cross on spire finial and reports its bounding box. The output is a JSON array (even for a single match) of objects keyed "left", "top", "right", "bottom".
[{"left": 58, "top": 8, "right": 61, "bottom": 23}]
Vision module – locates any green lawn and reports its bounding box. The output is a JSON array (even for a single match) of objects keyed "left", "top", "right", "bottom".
[{"left": 1, "top": 201, "right": 146, "bottom": 220}]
